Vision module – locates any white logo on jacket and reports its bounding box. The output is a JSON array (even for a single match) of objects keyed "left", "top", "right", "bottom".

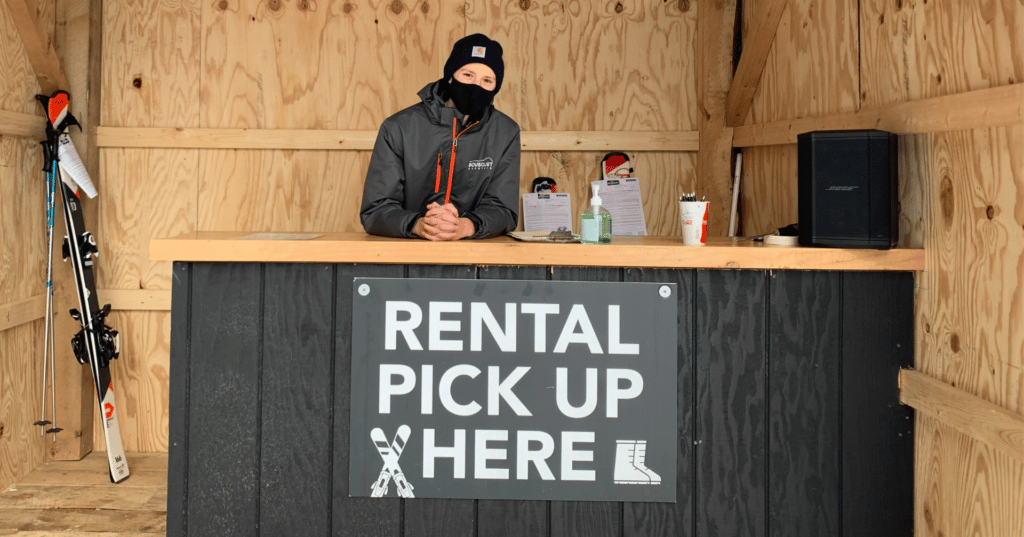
[{"left": 468, "top": 157, "right": 493, "bottom": 170}]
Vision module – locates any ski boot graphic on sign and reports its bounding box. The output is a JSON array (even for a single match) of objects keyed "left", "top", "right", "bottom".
[
  {"left": 36, "top": 90, "right": 130, "bottom": 484},
  {"left": 613, "top": 439, "right": 661, "bottom": 485}
]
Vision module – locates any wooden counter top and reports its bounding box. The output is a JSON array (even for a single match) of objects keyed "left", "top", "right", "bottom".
[{"left": 150, "top": 232, "right": 924, "bottom": 271}]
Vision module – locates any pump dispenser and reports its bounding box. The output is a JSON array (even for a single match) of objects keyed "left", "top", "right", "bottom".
[{"left": 580, "top": 184, "right": 612, "bottom": 244}]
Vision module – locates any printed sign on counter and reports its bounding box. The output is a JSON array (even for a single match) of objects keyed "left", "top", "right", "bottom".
[{"left": 349, "top": 278, "right": 678, "bottom": 502}]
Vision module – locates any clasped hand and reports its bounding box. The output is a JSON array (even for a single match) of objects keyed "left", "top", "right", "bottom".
[{"left": 413, "top": 202, "right": 475, "bottom": 241}]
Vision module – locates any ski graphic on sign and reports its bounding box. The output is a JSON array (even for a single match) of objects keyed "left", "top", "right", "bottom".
[{"left": 369, "top": 425, "right": 415, "bottom": 498}]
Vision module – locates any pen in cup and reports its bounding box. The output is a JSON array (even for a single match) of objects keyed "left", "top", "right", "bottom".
[
  {"left": 678, "top": 193, "right": 706, "bottom": 203},
  {"left": 679, "top": 193, "right": 709, "bottom": 246}
]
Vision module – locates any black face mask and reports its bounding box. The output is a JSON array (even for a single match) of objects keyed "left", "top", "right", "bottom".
[{"left": 447, "top": 79, "right": 496, "bottom": 119}]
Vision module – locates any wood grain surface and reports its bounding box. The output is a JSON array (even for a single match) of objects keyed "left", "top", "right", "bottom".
[
  {"left": 184, "top": 263, "right": 262, "bottom": 537},
  {"left": 259, "top": 263, "right": 335, "bottom": 536},
  {"left": 739, "top": 0, "right": 860, "bottom": 238},
  {"left": 623, "top": 267, "right": 696, "bottom": 537},
  {"left": 738, "top": 1, "right": 1024, "bottom": 532},
  {"left": 148, "top": 232, "right": 926, "bottom": 271},
  {"left": 0, "top": 0, "right": 50, "bottom": 491},
  {"left": 901, "top": 369, "right": 1024, "bottom": 464},
  {"left": 164, "top": 263, "right": 915, "bottom": 535},
  {"left": 331, "top": 263, "right": 405, "bottom": 537},
  {"left": 767, "top": 270, "right": 840, "bottom": 536},
  {"left": 98, "top": 0, "right": 203, "bottom": 455},
  {"left": 0, "top": 109, "right": 45, "bottom": 137},
  {"left": 695, "top": 269, "right": 766, "bottom": 537}
]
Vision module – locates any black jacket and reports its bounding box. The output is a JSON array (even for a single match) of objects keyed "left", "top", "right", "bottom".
[{"left": 360, "top": 81, "right": 521, "bottom": 238}]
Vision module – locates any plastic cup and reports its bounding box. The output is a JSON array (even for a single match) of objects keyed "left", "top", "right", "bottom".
[{"left": 680, "top": 201, "right": 709, "bottom": 246}]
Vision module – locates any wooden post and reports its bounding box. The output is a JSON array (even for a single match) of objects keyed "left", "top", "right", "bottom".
[
  {"left": 696, "top": 0, "right": 738, "bottom": 236},
  {"left": 4, "top": 0, "right": 70, "bottom": 94}
]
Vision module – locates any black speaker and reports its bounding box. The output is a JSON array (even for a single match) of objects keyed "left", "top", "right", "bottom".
[{"left": 798, "top": 130, "right": 898, "bottom": 249}]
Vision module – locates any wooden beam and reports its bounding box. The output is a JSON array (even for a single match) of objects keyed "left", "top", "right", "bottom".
[
  {"left": 0, "top": 109, "right": 46, "bottom": 137},
  {"left": 96, "top": 289, "right": 172, "bottom": 311},
  {"left": 0, "top": 295, "right": 46, "bottom": 332},
  {"left": 4, "top": 0, "right": 70, "bottom": 94},
  {"left": 149, "top": 232, "right": 926, "bottom": 271},
  {"left": 900, "top": 369, "right": 1024, "bottom": 464},
  {"left": 519, "top": 131, "right": 698, "bottom": 152},
  {"left": 95, "top": 127, "right": 700, "bottom": 152},
  {"left": 733, "top": 83, "right": 1024, "bottom": 147},
  {"left": 0, "top": 290, "right": 173, "bottom": 334},
  {"left": 696, "top": 0, "right": 738, "bottom": 236},
  {"left": 725, "top": 0, "right": 789, "bottom": 128}
]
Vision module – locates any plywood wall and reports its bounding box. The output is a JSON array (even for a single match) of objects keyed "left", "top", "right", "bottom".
[
  {"left": 861, "top": 1, "right": 1024, "bottom": 535},
  {"left": 95, "top": 0, "right": 698, "bottom": 451},
  {"left": 741, "top": 0, "right": 1023, "bottom": 535},
  {"left": 739, "top": 0, "right": 861, "bottom": 235},
  {"left": 0, "top": 0, "right": 50, "bottom": 491}
]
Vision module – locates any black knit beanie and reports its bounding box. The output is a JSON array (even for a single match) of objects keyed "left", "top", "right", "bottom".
[{"left": 443, "top": 34, "right": 505, "bottom": 93}]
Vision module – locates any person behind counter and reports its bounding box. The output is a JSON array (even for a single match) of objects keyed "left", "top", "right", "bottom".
[{"left": 360, "top": 34, "right": 521, "bottom": 241}]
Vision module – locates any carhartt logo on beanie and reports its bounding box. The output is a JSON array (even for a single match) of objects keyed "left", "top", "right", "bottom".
[{"left": 444, "top": 34, "right": 505, "bottom": 93}]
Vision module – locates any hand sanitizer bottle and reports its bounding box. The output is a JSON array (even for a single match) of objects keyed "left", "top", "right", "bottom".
[{"left": 580, "top": 184, "right": 612, "bottom": 244}]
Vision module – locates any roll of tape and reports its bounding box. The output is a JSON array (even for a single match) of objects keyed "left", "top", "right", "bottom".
[{"left": 763, "top": 234, "right": 799, "bottom": 246}]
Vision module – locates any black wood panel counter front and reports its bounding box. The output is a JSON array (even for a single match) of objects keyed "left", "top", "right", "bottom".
[{"left": 152, "top": 233, "right": 922, "bottom": 537}]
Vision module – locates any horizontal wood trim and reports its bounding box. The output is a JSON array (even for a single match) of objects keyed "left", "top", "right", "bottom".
[
  {"left": 0, "top": 109, "right": 46, "bottom": 137},
  {"left": 0, "top": 295, "right": 46, "bottom": 332},
  {"left": 150, "top": 232, "right": 925, "bottom": 271},
  {"left": 95, "top": 127, "right": 699, "bottom": 152},
  {"left": 1, "top": 290, "right": 171, "bottom": 332},
  {"left": 97, "top": 289, "right": 172, "bottom": 311},
  {"left": 96, "top": 127, "right": 378, "bottom": 150},
  {"left": 519, "top": 131, "right": 699, "bottom": 151},
  {"left": 733, "top": 83, "right": 1024, "bottom": 147},
  {"left": 900, "top": 368, "right": 1024, "bottom": 464}
]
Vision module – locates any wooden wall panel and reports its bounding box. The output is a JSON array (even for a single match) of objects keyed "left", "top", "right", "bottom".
[
  {"left": 473, "top": 0, "right": 696, "bottom": 131},
  {"left": 0, "top": 3, "right": 41, "bottom": 112},
  {"left": 102, "top": 0, "right": 201, "bottom": 128},
  {"left": 196, "top": 149, "right": 367, "bottom": 233},
  {"left": 473, "top": 0, "right": 697, "bottom": 236},
  {"left": 0, "top": 0, "right": 49, "bottom": 488},
  {"left": 860, "top": 1, "right": 1023, "bottom": 536},
  {"left": 194, "top": 0, "right": 461, "bottom": 234},
  {"left": 200, "top": 0, "right": 456, "bottom": 131},
  {"left": 739, "top": 0, "right": 860, "bottom": 236},
  {"left": 916, "top": 414, "right": 1024, "bottom": 537},
  {"left": 0, "top": 137, "right": 46, "bottom": 303},
  {"left": 0, "top": 323, "right": 44, "bottom": 491},
  {"left": 916, "top": 126, "right": 1024, "bottom": 410},
  {"left": 92, "top": 311, "right": 172, "bottom": 452},
  {"left": 98, "top": 148, "right": 198, "bottom": 290},
  {"left": 896, "top": 133, "right": 930, "bottom": 249},
  {"left": 97, "top": 0, "right": 201, "bottom": 452}
]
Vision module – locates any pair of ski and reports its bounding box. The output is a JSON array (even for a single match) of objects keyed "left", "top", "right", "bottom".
[
  {"left": 35, "top": 90, "right": 130, "bottom": 484},
  {"left": 370, "top": 425, "right": 414, "bottom": 498}
]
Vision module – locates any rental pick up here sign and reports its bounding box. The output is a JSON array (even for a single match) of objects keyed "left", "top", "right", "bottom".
[{"left": 349, "top": 278, "right": 677, "bottom": 503}]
